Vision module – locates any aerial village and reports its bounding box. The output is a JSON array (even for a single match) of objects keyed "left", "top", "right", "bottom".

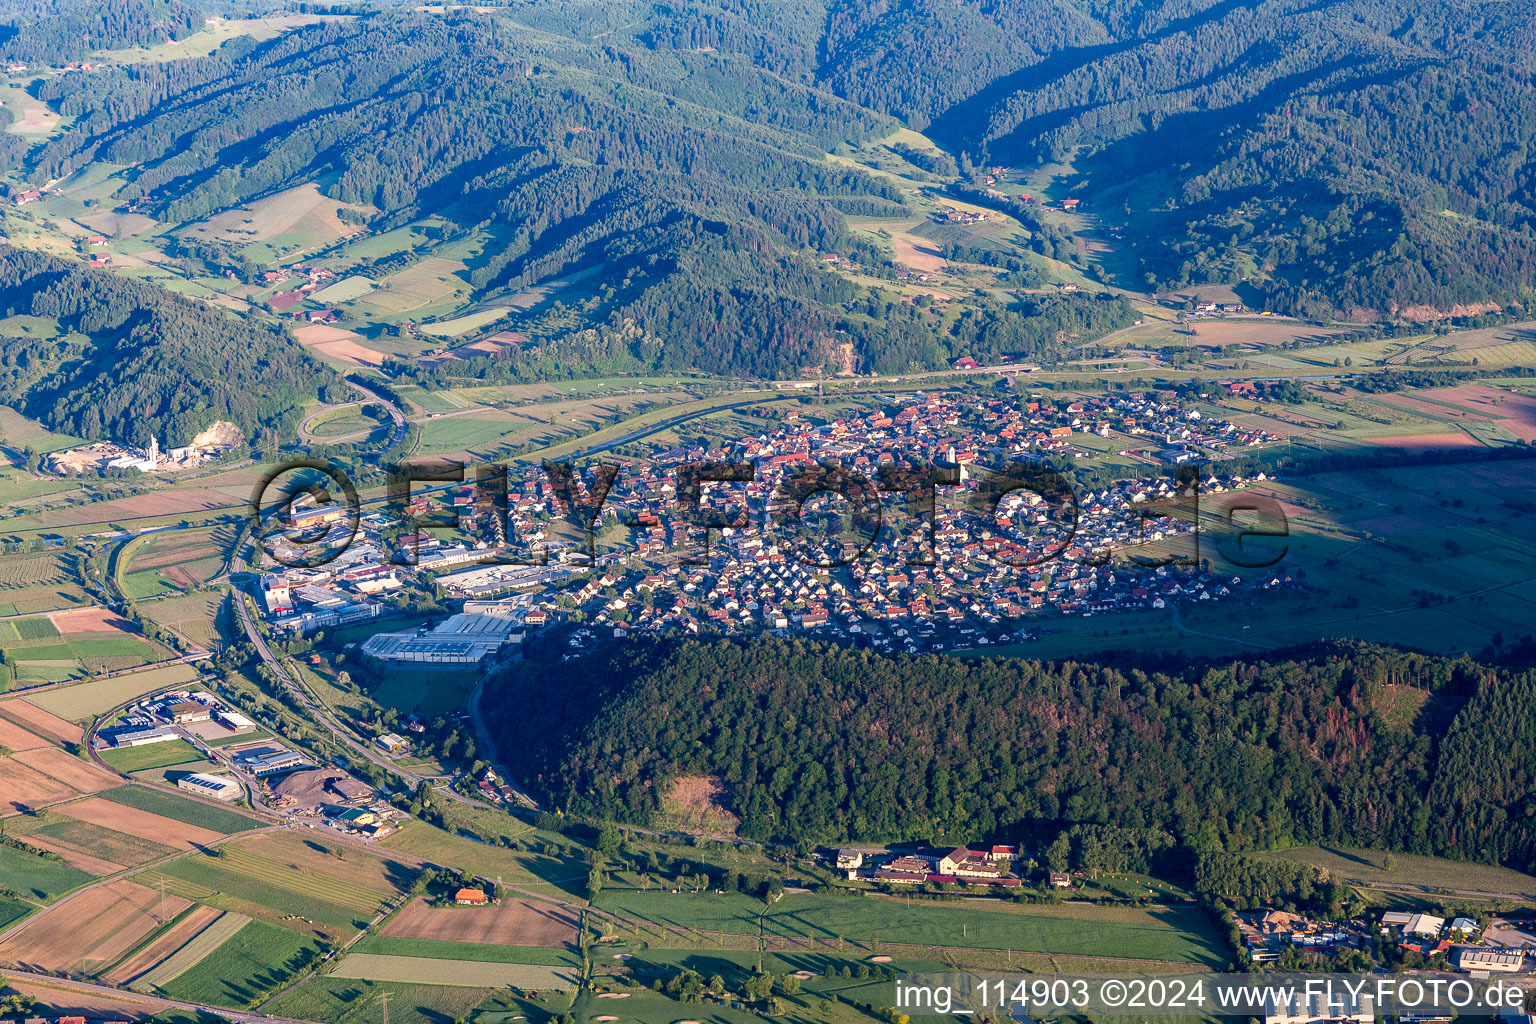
[{"left": 249, "top": 389, "right": 1293, "bottom": 670}]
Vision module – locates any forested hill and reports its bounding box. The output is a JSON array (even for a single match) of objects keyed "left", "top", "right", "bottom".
[
  {"left": 486, "top": 636, "right": 1536, "bottom": 872},
  {"left": 0, "top": 0, "right": 204, "bottom": 62},
  {"left": 0, "top": 246, "right": 330, "bottom": 446},
  {"left": 24, "top": 11, "right": 928, "bottom": 377},
  {"left": 498, "top": 0, "right": 1536, "bottom": 319}
]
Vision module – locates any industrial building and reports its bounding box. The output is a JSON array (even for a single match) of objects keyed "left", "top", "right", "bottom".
[
  {"left": 1458, "top": 948, "right": 1523, "bottom": 973},
  {"left": 165, "top": 700, "right": 211, "bottom": 724},
  {"left": 214, "top": 708, "right": 257, "bottom": 733},
  {"left": 1265, "top": 990, "right": 1373, "bottom": 1024},
  {"left": 239, "top": 747, "right": 313, "bottom": 778},
  {"left": 111, "top": 727, "right": 179, "bottom": 747},
  {"left": 177, "top": 773, "right": 243, "bottom": 801},
  {"left": 360, "top": 611, "right": 524, "bottom": 665}
]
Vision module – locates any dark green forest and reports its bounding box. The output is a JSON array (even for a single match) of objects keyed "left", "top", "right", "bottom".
[
  {"left": 402, "top": 0, "right": 1536, "bottom": 319},
  {"left": 0, "top": 246, "right": 330, "bottom": 445},
  {"left": 487, "top": 636, "right": 1536, "bottom": 872},
  {"left": 0, "top": 0, "right": 202, "bottom": 62}
]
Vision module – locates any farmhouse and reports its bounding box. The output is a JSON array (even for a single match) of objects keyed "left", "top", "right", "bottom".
[
  {"left": 454, "top": 887, "right": 490, "bottom": 905},
  {"left": 1048, "top": 871, "right": 1071, "bottom": 888},
  {"left": 375, "top": 732, "right": 410, "bottom": 755},
  {"left": 835, "top": 849, "right": 864, "bottom": 870},
  {"left": 937, "top": 848, "right": 1002, "bottom": 878}
]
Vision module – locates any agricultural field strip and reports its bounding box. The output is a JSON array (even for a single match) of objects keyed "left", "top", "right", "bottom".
[
  {"left": 99, "top": 780, "right": 261, "bottom": 832},
  {"left": 593, "top": 892, "right": 1221, "bottom": 962},
  {"left": 100, "top": 903, "right": 220, "bottom": 984},
  {"left": 329, "top": 952, "right": 578, "bottom": 988},
  {"left": 349, "top": 934, "right": 580, "bottom": 965},
  {"left": 205, "top": 846, "right": 397, "bottom": 913},
  {"left": 129, "top": 910, "right": 250, "bottom": 991}
]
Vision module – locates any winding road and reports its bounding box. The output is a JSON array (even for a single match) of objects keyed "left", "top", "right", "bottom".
[
  {"left": 227, "top": 561, "right": 536, "bottom": 810},
  {"left": 0, "top": 966, "right": 322, "bottom": 1024},
  {"left": 296, "top": 379, "right": 409, "bottom": 449}
]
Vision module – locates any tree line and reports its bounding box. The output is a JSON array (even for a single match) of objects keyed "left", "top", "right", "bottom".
[{"left": 487, "top": 634, "right": 1536, "bottom": 875}]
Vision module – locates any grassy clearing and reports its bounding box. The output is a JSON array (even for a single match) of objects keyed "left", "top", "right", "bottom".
[
  {"left": 139, "top": 591, "right": 226, "bottom": 649},
  {"left": 330, "top": 952, "right": 577, "bottom": 988},
  {"left": 0, "top": 407, "right": 84, "bottom": 452},
  {"left": 379, "top": 821, "right": 585, "bottom": 897},
  {"left": 308, "top": 407, "right": 386, "bottom": 439},
  {"left": 120, "top": 571, "right": 180, "bottom": 599},
  {"left": 362, "top": 257, "right": 470, "bottom": 315},
  {"left": 350, "top": 936, "right": 580, "bottom": 966},
  {"left": 0, "top": 895, "right": 31, "bottom": 930},
  {"left": 310, "top": 276, "right": 377, "bottom": 303},
  {"left": 595, "top": 890, "right": 1227, "bottom": 965},
  {"left": 1255, "top": 847, "right": 1536, "bottom": 898},
  {"left": 24, "top": 663, "right": 199, "bottom": 721},
  {"left": 417, "top": 415, "right": 523, "bottom": 454},
  {"left": 418, "top": 306, "right": 509, "bottom": 338},
  {"left": 0, "top": 842, "right": 95, "bottom": 899},
  {"left": 394, "top": 385, "right": 465, "bottom": 414},
  {"left": 93, "top": 14, "right": 336, "bottom": 61},
  {"left": 367, "top": 667, "right": 477, "bottom": 717},
  {"left": 100, "top": 784, "right": 259, "bottom": 834},
  {"left": 99, "top": 739, "right": 206, "bottom": 773},
  {"left": 261, "top": 976, "right": 490, "bottom": 1024}
]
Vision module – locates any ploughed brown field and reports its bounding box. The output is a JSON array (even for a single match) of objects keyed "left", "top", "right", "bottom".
[
  {"left": 49, "top": 607, "right": 137, "bottom": 633},
  {"left": 35, "top": 488, "right": 239, "bottom": 528},
  {"left": 13, "top": 747, "right": 120, "bottom": 790},
  {"left": 0, "top": 699, "right": 86, "bottom": 744},
  {"left": 23, "top": 836, "right": 128, "bottom": 876},
  {"left": 0, "top": 746, "right": 119, "bottom": 814},
  {"left": 0, "top": 976, "right": 168, "bottom": 1018},
  {"left": 0, "top": 716, "right": 47, "bottom": 751},
  {"left": 23, "top": 819, "right": 178, "bottom": 875},
  {"left": 55, "top": 797, "right": 224, "bottom": 849},
  {"left": 99, "top": 904, "right": 222, "bottom": 985},
  {"left": 382, "top": 896, "right": 579, "bottom": 948},
  {"left": 0, "top": 880, "right": 191, "bottom": 973}
]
